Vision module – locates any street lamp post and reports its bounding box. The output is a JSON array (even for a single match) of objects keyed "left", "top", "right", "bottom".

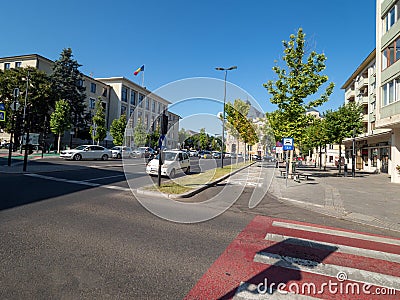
[{"left": 215, "top": 66, "right": 237, "bottom": 168}]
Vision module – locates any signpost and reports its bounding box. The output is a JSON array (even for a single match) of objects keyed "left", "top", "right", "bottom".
[{"left": 282, "top": 137, "right": 294, "bottom": 187}]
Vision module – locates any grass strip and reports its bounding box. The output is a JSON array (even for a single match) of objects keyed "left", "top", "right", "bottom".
[{"left": 145, "top": 161, "right": 252, "bottom": 194}]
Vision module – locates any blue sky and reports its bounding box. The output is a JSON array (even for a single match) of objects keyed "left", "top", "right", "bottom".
[{"left": 1, "top": 0, "right": 376, "bottom": 134}]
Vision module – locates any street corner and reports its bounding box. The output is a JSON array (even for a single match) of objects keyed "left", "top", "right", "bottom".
[{"left": 185, "top": 216, "right": 400, "bottom": 299}]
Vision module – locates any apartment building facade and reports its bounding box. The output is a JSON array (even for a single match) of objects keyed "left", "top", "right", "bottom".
[
  {"left": 342, "top": 50, "right": 392, "bottom": 173},
  {"left": 376, "top": 0, "right": 400, "bottom": 182},
  {"left": 0, "top": 54, "right": 179, "bottom": 149}
]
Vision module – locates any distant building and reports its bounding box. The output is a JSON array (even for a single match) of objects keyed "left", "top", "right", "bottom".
[{"left": 0, "top": 54, "right": 180, "bottom": 148}]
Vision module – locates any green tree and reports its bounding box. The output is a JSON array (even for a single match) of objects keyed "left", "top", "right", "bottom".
[
  {"left": 134, "top": 119, "right": 147, "bottom": 147},
  {"left": 51, "top": 48, "right": 86, "bottom": 132},
  {"left": 198, "top": 128, "right": 209, "bottom": 150},
  {"left": 224, "top": 99, "right": 251, "bottom": 153},
  {"left": 50, "top": 100, "right": 71, "bottom": 153},
  {"left": 264, "top": 28, "right": 334, "bottom": 172},
  {"left": 90, "top": 99, "right": 107, "bottom": 145},
  {"left": 110, "top": 114, "right": 127, "bottom": 146},
  {"left": 324, "top": 102, "right": 363, "bottom": 174},
  {"left": 0, "top": 67, "right": 53, "bottom": 147},
  {"left": 147, "top": 125, "right": 160, "bottom": 149}
]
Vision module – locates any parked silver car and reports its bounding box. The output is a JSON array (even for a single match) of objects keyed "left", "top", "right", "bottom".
[
  {"left": 60, "top": 145, "right": 112, "bottom": 161},
  {"left": 110, "top": 146, "right": 134, "bottom": 159}
]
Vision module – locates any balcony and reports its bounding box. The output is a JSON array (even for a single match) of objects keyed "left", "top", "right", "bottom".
[
  {"left": 345, "top": 88, "right": 355, "bottom": 101},
  {"left": 357, "top": 77, "right": 368, "bottom": 89},
  {"left": 369, "top": 73, "right": 376, "bottom": 84},
  {"left": 358, "top": 95, "right": 369, "bottom": 105},
  {"left": 370, "top": 112, "right": 376, "bottom": 122}
]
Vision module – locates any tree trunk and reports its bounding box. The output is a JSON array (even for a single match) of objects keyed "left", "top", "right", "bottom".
[
  {"left": 244, "top": 142, "right": 247, "bottom": 163},
  {"left": 57, "top": 134, "right": 61, "bottom": 154},
  {"left": 338, "top": 142, "right": 342, "bottom": 175},
  {"left": 319, "top": 144, "right": 322, "bottom": 170}
]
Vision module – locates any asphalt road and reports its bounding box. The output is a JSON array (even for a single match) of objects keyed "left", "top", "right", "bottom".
[{"left": 0, "top": 159, "right": 399, "bottom": 299}]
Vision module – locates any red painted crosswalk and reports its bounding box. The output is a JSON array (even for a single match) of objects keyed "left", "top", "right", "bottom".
[{"left": 185, "top": 216, "right": 400, "bottom": 299}]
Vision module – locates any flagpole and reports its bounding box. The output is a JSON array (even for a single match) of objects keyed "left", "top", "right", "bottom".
[{"left": 141, "top": 69, "right": 145, "bottom": 87}]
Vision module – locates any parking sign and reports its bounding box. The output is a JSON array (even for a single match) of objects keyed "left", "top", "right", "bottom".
[
  {"left": 0, "top": 111, "right": 5, "bottom": 122},
  {"left": 282, "top": 137, "right": 294, "bottom": 151}
]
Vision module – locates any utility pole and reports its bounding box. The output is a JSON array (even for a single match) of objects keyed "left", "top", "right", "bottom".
[
  {"left": 23, "top": 105, "right": 30, "bottom": 172},
  {"left": 8, "top": 88, "right": 20, "bottom": 167},
  {"left": 352, "top": 127, "right": 356, "bottom": 178}
]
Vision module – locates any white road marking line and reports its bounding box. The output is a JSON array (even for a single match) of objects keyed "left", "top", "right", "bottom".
[
  {"left": 234, "top": 282, "right": 317, "bottom": 299},
  {"left": 83, "top": 174, "right": 125, "bottom": 182},
  {"left": 25, "top": 173, "right": 100, "bottom": 186},
  {"left": 24, "top": 173, "right": 130, "bottom": 192},
  {"left": 254, "top": 252, "right": 400, "bottom": 290},
  {"left": 272, "top": 221, "right": 400, "bottom": 246},
  {"left": 265, "top": 233, "right": 400, "bottom": 264}
]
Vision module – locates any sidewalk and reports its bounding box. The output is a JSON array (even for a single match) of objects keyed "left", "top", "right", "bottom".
[{"left": 267, "top": 164, "right": 400, "bottom": 232}]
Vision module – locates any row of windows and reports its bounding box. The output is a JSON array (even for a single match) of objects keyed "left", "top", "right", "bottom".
[
  {"left": 382, "top": 0, "right": 400, "bottom": 34},
  {"left": 3, "top": 62, "right": 22, "bottom": 70},
  {"left": 89, "top": 98, "right": 107, "bottom": 110},
  {"left": 121, "top": 85, "right": 166, "bottom": 113},
  {"left": 382, "top": 77, "right": 400, "bottom": 106},
  {"left": 382, "top": 35, "right": 400, "bottom": 70}
]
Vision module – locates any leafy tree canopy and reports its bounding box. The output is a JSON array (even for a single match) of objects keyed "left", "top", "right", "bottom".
[
  {"left": 110, "top": 114, "right": 127, "bottom": 146},
  {"left": 264, "top": 28, "right": 335, "bottom": 145}
]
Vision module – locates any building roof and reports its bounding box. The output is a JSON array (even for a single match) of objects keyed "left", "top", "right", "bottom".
[{"left": 341, "top": 49, "right": 376, "bottom": 89}]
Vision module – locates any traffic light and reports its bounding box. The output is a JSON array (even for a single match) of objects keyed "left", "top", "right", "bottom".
[{"left": 161, "top": 114, "right": 168, "bottom": 135}]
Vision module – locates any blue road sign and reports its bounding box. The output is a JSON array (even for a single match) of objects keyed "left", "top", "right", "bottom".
[
  {"left": 282, "top": 137, "right": 294, "bottom": 151},
  {"left": 0, "top": 103, "right": 4, "bottom": 110},
  {"left": 158, "top": 134, "right": 165, "bottom": 149},
  {"left": 0, "top": 111, "right": 5, "bottom": 122}
]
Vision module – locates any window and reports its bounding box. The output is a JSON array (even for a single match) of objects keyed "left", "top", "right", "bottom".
[
  {"left": 91, "top": 83, "right": 96, "bottom": 93},
  {"left": 158, "top": 102, "right": 161, "bottom": 114},
  {"left": 146, "top": 98, "right": 150, "bottom": 110},
  {"left": 383, "top": 3, "right": 399, "bottom": 34},
  {"left": 382, "top": 83, "right": 388, "bottom": 106},
  {"left": 138, "top": 111, "right": 142, "bottom": 123},
  {"left": 389, "top": 81, "right": 395, "bottom": 104},
  {"left": 4, "top": 63, "right": 10, "bottom": 70},
  {"left": 77, "top": 79, "right": 84, "bottom": 87},
  {"left": 139, "top": 94, "right": 144, "bottom": 107},
  {"left": 381, "top": 77, "right": 400, "bottom": 106},
  {"left": 121, "top": 105, "right": 127, "bottom": 116},
  {"left": 382, "top": 36, "right": 400, "bottom": 70},
  {"left": 130, "top": 108, "right": 135, "bottom": 117},
  {"left": 90, "top": 98, "right": 96, "bottom": 109},
  {"left": 152, "top": 100, "right": 156, "bottom": 112},
  {"left": 130, "top": 90, "right": 137, "bottom": 105},
  {"left": 121, "top": 86, "right": 128, "bottom": 102},
  {"left": 102, "top": 88, "right": 107, "bottom": 97},
  {"left": 15, "top": 62, "right": 21, "bottom": 68},
  {"left": 145, "top": 114, "right": 149, "bottom": 129}
]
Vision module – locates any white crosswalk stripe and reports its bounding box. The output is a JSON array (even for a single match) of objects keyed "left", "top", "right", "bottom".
[{"left": 233, "top": 220, "right": 400, "bottom": 299}]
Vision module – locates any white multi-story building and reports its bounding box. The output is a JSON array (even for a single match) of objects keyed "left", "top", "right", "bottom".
[
  {"left": 0, "top": 54, "right": 180, "bottom": 148},
  {"left": 342, "top": 50, "right": 392, "bottom": 173}
]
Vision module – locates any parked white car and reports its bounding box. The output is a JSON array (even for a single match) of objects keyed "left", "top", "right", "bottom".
[
  {"left": 110, "top": 146, "right": 134, "bottom": 159},
  {"left": 146, "top": 150, "right": 190, "bottom": 178},
  {"left": 60, "top": 145, "right": 112, "bottom": 161}
]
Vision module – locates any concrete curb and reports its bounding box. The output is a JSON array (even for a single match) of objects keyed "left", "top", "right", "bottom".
[
  {"left": 268, "top": 168, "right": 400, "bottom": 233},
  {"left": 136, "top": 162, "right": 257, "bottom": 199}
]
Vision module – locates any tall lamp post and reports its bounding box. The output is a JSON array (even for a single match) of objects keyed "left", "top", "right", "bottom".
[{"left": 215, "top": 66, "right": 237, "bottom": 168}]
